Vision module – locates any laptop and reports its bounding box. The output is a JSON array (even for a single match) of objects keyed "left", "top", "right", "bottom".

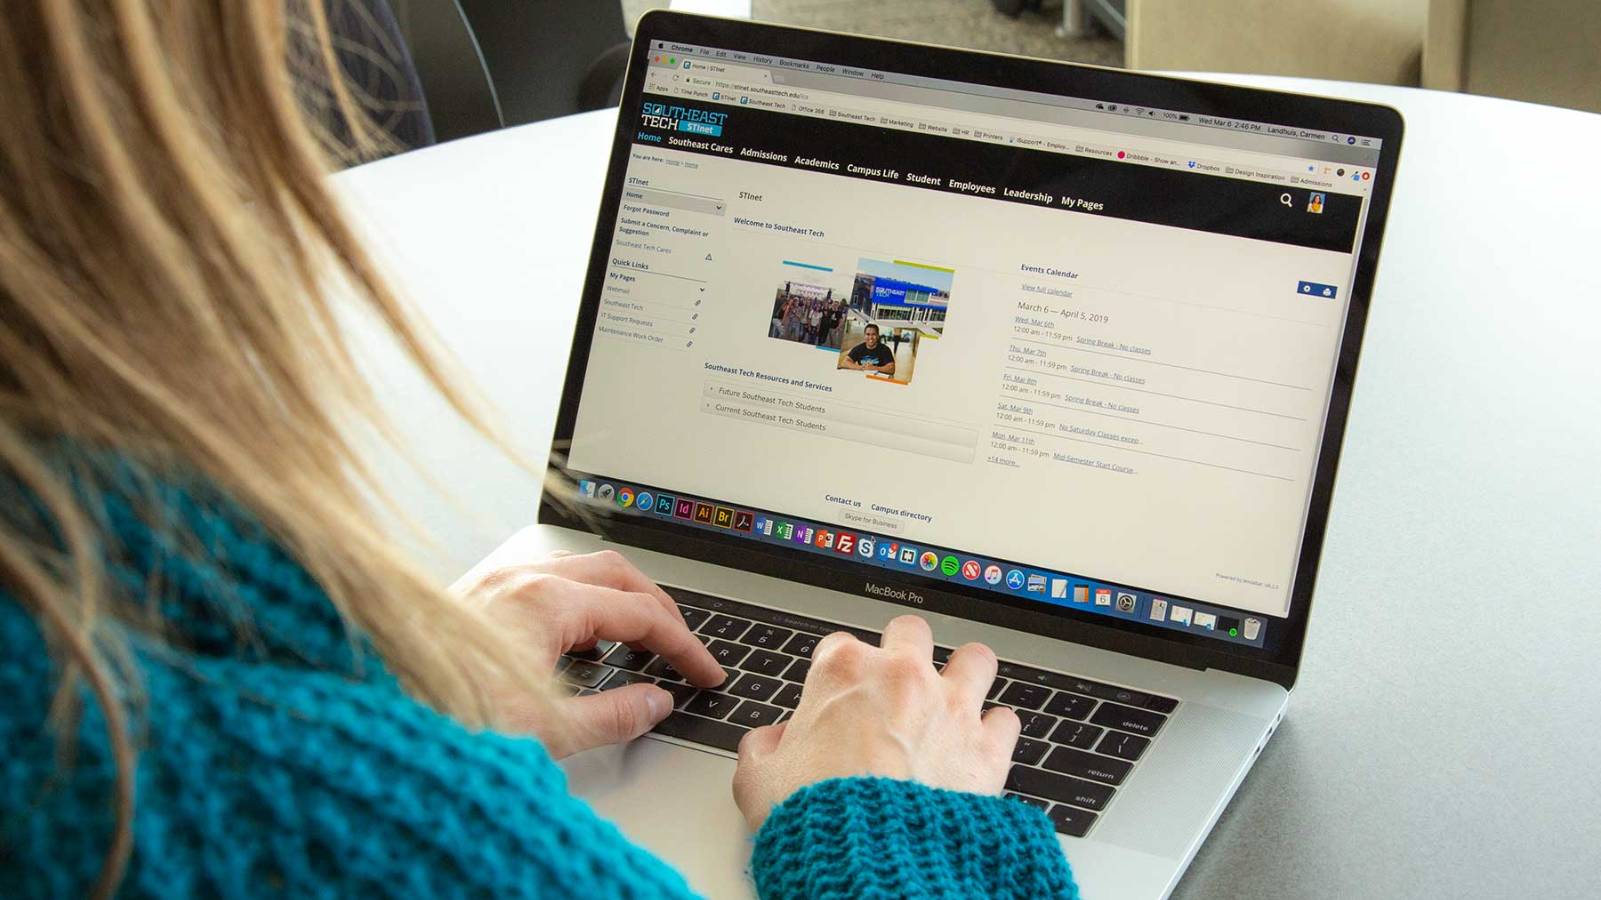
[{"left": 530, "top": 11, "right": 1402, "bottom": 898}]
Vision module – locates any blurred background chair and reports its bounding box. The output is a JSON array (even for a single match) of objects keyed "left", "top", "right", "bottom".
[
  {"left": 451, "top": 0, "right": 632, "bottom": 126},
  {"left": 389, "top": 0, "right": 639, "bottom": 142},
  {"left": 316, "top": 0, "right": 443, "bottom": 156},
  {"left": 390, "top": 0, "right": 503, "bottom": 143}
]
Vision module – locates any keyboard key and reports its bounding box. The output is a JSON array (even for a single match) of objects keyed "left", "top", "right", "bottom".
[
  {"left": 1097, "top": 730, "right": 1151, "bottom": 762},
  {"left": 1090, "top": 702, "right": 1167, "bottom": 737},
  {"left": 740, "top": 625, "right": 794, "bottom": 650},
  {"left": 721, "top": 666, "right": 739, "bottom": 686},
  {"left": 653, "top": 711, "right": 744, "bottom": 752},
  {"left": 999, "top": 682, "right": 1051, "bottom": 710},
  {"left": 740, "top": 648, "right": 791, "bottom": 677},
  {"left": 567, "top": 641, "right": 615, "bottom": 662},
  {"left": 701, "top": 615, "right": 751, "bottom": 641},
  {"left": 676, "top": 605, "right": 711, "bottom": 631},
  {"left": 932, "top": 646, "right": 953, "bottom": 665},
  {"left": 1049, "top": 721, "right": 1104, "bottom": 751},
  {"left": 683, "top": 691, "right": 740, "bottom": 720},
  {"left": 781, "top": 632, "right": 819, "bottom": 658},
  {"left": 1018, "top": 710, "right": 1058, "bottom": 740},
  {"left": 1043, "top": 746, "right": 1133, "bottom": 786},
  {"left": 728, "top": 674, "right": 782, "bottom": 703},
  {"left": 602, "top": 646, "right": 655, "bottom": 671},
  {"left": 782, "top": 658, "right": 811, "bottom": 683},
  {"left": 1048, "top": 804, "right": 1098, "bottom": 838},
  {"left": 706, "top": 640, "right": 752, "bottom": 667},
  {"left": 1063, "top": 676, "right": 1146, "bottom": 707},
  {"left": 1007, "top": 792, "right": 1049, "bottom": 811},
  {"left": 997, "top": 662, "right": 1077, "bottom": 692},
  {"left": 1012, "top": 737, "right": 1049, "bottom": 765},
  {"left": 643, "top": 657, "right": 684, "bottom": 681},
  {"left": 561, "top": 660, "right": 611, "bottom": 688},
  {"left": 1044, "top": 692, "right": 1096, "bottom": 721},
  {"left": 1006, "top": 765, "right": 1115, "bottom": 811},
  {"left": 987, "top": 678, "right": 1008, "bottom": 700},
  {"left": 773, "top": 682, "right": 804, "bottom": 709},
  {"left": 729, "top": 701, "right": 784, "bottom": 728},
  {"left": 776, "top": 710, "right": 792, "bottom": 723},
  {"left": 600, "top": 670, "right": 653, "bottom": 691},
  {"left": 658, "top": 681, "right": 697, "bottom": 708},
  {"left": 1108, "top": 687, "right": 1150, "bottom": 707},
  {"left": 554, "top": 657, "right": 572, "bottom": 674},
  {"left": 1146, "top": 695, "right": 1180, "bottom": 714}
]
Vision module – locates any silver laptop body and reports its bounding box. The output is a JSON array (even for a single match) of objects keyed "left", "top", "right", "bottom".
[{"left": 536, "top": 12, "right": 1403, "bottom": 898}]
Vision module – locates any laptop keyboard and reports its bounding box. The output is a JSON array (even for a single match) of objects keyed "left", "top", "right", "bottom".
[{"left": 558, "top": 587, "right": 1177, "bottom": 838}]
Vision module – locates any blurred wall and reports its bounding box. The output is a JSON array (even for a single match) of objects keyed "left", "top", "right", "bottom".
[
  {"left": 1457, "top": 0, "right": 1601, "bottom": 113},
  {"left": 1126, "top": 0, "right": 1428, "bottom": 85}
]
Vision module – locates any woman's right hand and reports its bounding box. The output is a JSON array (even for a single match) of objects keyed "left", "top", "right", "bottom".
[
  {"left": 731, "top": 615, "right": 1021, "bottom": 830},
  {"left": 450, "top": 538, "right": 725, "bottom": 759}
]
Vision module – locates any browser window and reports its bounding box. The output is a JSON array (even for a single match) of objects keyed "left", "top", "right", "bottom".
[{"left": 565, "top": 41, "right": 1384, "bottom": 647}]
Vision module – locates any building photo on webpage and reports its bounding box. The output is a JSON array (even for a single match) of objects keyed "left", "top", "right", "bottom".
[{"left": 837, "top": 257, "right": 953, "bottom": 385}]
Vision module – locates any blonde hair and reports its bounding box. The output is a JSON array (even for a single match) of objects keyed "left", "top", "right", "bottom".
[{"left": 0, "top": 1, "right": 547, "bottom": 894}]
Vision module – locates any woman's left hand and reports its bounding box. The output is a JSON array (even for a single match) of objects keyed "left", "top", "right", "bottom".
[{"left": 451, "top": 530, "right": 724, "bottom": 758}]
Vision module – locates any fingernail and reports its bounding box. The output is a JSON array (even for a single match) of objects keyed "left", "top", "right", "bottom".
[{"left": 647, "top": 688, "right": 669, "bottom": 719}]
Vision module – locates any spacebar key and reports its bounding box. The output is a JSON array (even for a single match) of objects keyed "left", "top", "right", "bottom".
[{"left": 652, "top": 711, "right": 747, "bottom": 752}]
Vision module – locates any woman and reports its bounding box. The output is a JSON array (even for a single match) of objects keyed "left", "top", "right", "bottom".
[{"left": 0, "top": 2, "right": 1078, "bottom": 897}]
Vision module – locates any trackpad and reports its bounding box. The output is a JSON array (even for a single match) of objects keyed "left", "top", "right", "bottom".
[{"left": 562, "top": 736, "right": 755, "bottom": 898}]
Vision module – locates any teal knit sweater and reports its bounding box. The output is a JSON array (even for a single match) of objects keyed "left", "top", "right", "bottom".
[{"left": 0, "top": 474, "right": 1077, "bottom": 897}]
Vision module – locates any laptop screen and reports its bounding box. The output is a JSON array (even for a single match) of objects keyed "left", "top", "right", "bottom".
[{"left": 559, "top": 36, "right": 1387, "bottom": 656}]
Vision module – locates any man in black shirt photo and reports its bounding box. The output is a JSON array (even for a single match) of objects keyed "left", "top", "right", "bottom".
[{"left": 841, "top": 323, "right": 897, "bottom": 376}]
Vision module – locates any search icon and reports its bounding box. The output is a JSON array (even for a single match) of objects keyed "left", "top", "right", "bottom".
[{"left": 1279, "top": 192, "right": 1293, "bottom": 207}]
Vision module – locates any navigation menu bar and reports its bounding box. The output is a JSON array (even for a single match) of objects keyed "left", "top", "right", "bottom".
[{"left": 631, "top": 91, "right": 1364, "bottom": 253}]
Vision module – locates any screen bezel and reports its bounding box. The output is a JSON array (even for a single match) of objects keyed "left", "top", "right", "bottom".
[{"left": 538, "top": 10, "right": 1404, "bottom": 690}]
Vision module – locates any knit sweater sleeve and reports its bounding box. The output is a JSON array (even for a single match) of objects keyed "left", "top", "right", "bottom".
[
  {"left": 0, "top": 608, "right": 702, "bottom": 898},
  {"left": 750, "top": 778, "right": 1079, "bottom": 899}
]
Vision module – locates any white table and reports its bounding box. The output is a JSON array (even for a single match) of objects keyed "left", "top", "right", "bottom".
[{"left": 335, "top": 78, "right": 1601, "bottom": 899}]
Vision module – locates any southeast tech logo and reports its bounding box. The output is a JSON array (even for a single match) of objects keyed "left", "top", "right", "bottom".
[{"left": 639, "top": 102, "right": 728, "bottom": 137}]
